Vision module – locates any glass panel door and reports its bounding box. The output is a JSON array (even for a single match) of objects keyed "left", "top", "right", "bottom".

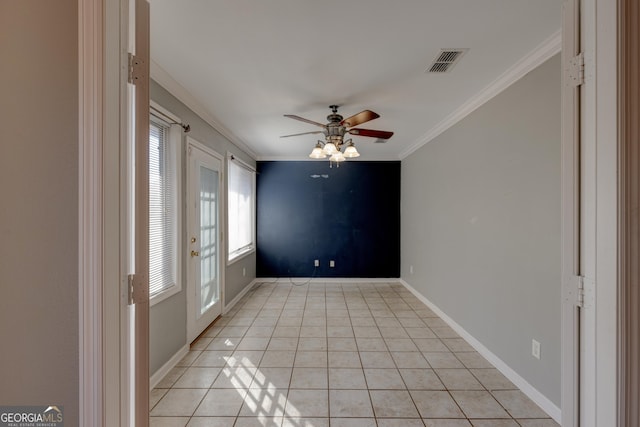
[{"left": 187, "top": 141, "right": 223, "bottom": 342}]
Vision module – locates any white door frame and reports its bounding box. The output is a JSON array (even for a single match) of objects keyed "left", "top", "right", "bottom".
[
  {"left": 78, "top": 0, "right": 140, "bottom": 424},
  {"left": 78, "top": 0, "right": 106, "bottom": 423},
  {"left": 83, "top": 0, "right": 623, "bottom": 425},
  {"left": 186, "top": 137, "right": 225, "bottom": 343},
  {"left": 584, "top": 0, "right": 619, "bottom": 425},
  {"left": 560, "top": 0, "right": 620, "bottom": 426}
]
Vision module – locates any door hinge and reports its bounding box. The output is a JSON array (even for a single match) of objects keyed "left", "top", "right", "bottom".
[
  {"left": 128, "top": 273, "right": 148, "bottom": 305},
  {"left": 576, "top": 276, "right": 585, "bottom": 307},
  {"left": 128, "top": 53, "right": 146, "bottom": 85},
  {"left": 567, "top": 52, "right": 585, "bottom": 87},
  {"left": 567, "top": 275, "right": 594, "bottom": 309}
]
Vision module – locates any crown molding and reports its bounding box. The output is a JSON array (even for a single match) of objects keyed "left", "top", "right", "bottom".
[
  {"left": 150, "top": 60, "right": 258, "bottom": 159},
  {"left": 399, "top": 29, "right": 562, "bottom": 160}
]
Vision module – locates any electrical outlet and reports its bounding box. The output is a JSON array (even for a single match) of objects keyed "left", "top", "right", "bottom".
[
  {"left": 314, "top": 259, "right": 319, "bottom": 267},
  {"left": 410, "top": 265, "right": 414, "bottom": 274},
  {"left": 242, "top": 267, "right": 246, "bottom": 277},
  {"left": 532, "top": 339, "right": 541, "bottom": 359},
  {"left": 330, "top": 260, "right": 335, "bottom": 267}
]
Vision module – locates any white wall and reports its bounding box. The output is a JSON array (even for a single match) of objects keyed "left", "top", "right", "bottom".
[
  {"left": 401, "top": 55, "right": 561, "bottom": 406},
  {"left": 0, "top": 0, "right": 79, "bottom": 424}
]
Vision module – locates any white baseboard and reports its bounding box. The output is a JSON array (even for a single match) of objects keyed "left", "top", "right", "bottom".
[
  {"left": 400, "top": 279, "right": 561, "bottom": 423},
  {"left": 150, "top": 344, "right": 189, "bottom": 390},
  {"left": 223, "top": 279, "right": 259, "bottom": 314}
]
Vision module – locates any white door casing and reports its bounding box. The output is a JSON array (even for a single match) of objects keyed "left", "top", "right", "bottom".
[{"left": 561, "top": 0, "right": 621, "bottom": 426}]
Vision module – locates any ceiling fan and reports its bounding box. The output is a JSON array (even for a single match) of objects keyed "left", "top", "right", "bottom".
[{"left": 281, "top": 105, "right": 394, "bottom": 164}]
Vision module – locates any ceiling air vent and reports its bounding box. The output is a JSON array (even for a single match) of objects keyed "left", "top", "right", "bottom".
[{"left": 427, "top": 49, "right": 468, "bottom": 73}]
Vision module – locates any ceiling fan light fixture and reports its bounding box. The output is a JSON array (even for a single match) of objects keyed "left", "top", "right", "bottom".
[
  {"left": 284, "top": 106, "right": 393, "bottom": 165},
  {"left": 343, "top": 140, "right": 360, "bottom": 158},
  {"left": 309, "top": 142, "right": 327, "bottom": 159}
]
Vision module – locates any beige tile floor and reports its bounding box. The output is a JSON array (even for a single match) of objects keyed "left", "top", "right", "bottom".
[{"left": 150, "top": 281, "right": 560, "bottom": 427}]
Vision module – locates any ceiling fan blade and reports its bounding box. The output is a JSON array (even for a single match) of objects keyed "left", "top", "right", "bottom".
[
  {"left": 280, "top": 130, "right": 325, "bottom": 138},
  {"left": 341, "top": 110, "right": 380, "bottom": 127},
  {"left": 348, "top": 128, "right": 394, "bottom": 139},
  {"left": 284, "top": 114, "right": 327, "bottom": 128}
]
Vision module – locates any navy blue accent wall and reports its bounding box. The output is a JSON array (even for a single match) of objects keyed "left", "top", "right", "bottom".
[{"left": 257, "top": 161, "right": 400, "bottom": 278}]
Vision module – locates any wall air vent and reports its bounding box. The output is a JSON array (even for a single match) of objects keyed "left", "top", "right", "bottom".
[{"left": 427, "top": 49, "right": 468, "bottom": 73}]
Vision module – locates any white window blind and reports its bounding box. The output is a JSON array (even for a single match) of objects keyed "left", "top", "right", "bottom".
[
  {"left": 149, "top": 119, "right": 177, "bottom": 299},
  {"left": 228, "top": 158, "right": 255, "bottom": 260}
]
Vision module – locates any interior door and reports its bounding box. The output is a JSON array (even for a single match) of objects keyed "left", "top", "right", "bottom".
[{"left": 187, "top": 139, "right": 224, "bottom": 343}]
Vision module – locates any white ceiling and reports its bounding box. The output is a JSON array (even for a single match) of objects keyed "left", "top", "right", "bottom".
[{"left": 149, "top": 0, "right": 561, "bottom": 161}]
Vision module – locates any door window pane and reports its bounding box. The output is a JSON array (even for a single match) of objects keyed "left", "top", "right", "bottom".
[{"left": 199, "top": 165, "right": 219, "bottom": 314}]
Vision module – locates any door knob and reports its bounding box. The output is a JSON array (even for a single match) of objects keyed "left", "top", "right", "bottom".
[{"left": 191, "top": 250, "right": 200, "bottom": 257}]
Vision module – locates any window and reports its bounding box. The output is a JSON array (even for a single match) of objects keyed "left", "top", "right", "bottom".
[
  {"left": 227, "top": 156, "right": 256, "bottom": 262},
  {"left": 149, "top": 114, "right": 181, "bottom": 303}
]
